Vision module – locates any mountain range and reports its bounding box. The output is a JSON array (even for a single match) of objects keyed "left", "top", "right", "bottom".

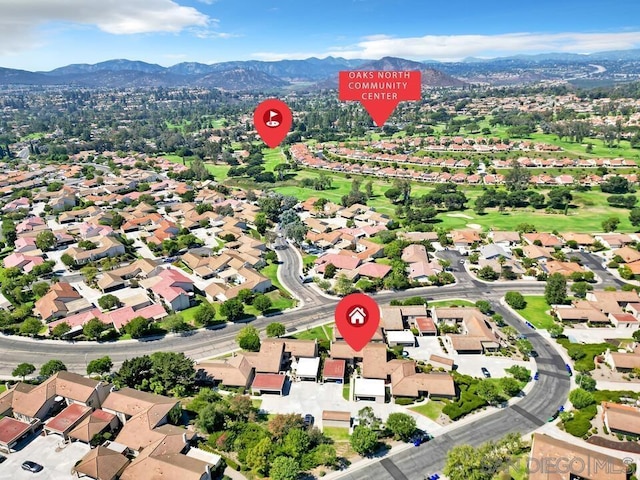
[{"left": 3, "top": 48, "right": 640, "bottom": 90}]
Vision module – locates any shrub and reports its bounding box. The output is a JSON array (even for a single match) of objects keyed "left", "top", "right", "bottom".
[{"left": 394, "top": 397, "right": 415, "bottom": 406}]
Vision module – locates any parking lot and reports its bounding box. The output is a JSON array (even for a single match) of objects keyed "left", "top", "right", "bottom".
[
  {"left": 452, "top": 354, "right": 534, "bottom": 379},
  {"left": 1, "top": 433, "right": 89, "bottom": 480},
  {"left": 258, "top": 379, "right": 441, "bottom": 433}
]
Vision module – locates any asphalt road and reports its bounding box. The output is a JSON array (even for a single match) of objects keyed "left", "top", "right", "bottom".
[
  {"left": 0, "top": 246, "right": 548, "bottom": 375},
  {"left": 338, "top": 301, "right": 571, "bottom": 480},
  {"left": 0, "top": 245, "right": 572, "bottom": 479}
]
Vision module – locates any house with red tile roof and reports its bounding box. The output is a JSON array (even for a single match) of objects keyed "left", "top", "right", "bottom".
[{"left": 140, "top": 268, "right": 194, "bottom": 311}]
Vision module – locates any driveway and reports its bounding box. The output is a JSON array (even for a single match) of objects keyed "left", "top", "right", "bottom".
[
  {"left": 258, "top": 380, "right": 441, "bottom": 433},
  {"left": 1, "top": 432, "right": 90, "bottom": 480},
  {"left": 403, "top": 336, "right": 448, "bottom": 362},
  {"left": 452, "top": 354, "right": 534, "bottom": 379}
]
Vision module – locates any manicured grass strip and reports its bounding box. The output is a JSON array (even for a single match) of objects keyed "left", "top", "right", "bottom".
[
  {"left": 410, "top": 400, "right": 445, "bottom": 421},
  {"left": 292, "top": 325, "right": 331, "bottom": 341},
  {"left": 342, "top": 383, "right": 350, "bottom": 401},
  {"left": 518, "top": 296, "right": 556, "bottom": 330},
  {"left": 323, "top": 426, "right": 350, "bottom": 442},
  {"left": 429, "top": 299, "right": 476, "bottom": 308}
]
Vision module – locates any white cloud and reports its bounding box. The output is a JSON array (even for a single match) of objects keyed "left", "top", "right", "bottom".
[
  {"left": 0, "top": 0, "right": 210, "bottom": 55},
  {"left": 252, "top": 31, "right": 640, "bottom": 61}
]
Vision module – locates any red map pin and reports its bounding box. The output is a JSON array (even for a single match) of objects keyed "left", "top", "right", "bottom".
[
  {"left": 335, "top": 293, "right": 381, "bottom": 352},
  {"left": 253, "top": 99, "right": 293, "bottom": 148}
]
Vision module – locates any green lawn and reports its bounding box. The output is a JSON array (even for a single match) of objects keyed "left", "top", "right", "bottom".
[
  {"left": 323, "top": 426, "right": 350, "bottom": 442},
  {"left": 263, "top": 148, "right": 286, "bottom": 172},
  {"left": 163, "top": 154, "right": 231, "bottom": 180},
  {"left": 342, "top": 382, "right": 350, "bottom": 401},
  {"left": 429, "top": 299, "right": 476, "bottom": 308},
  {"left": 302, "top": 254, "right": 317, "bottom": 270},
  {"left": 0, "top": 384, "right": 6, "bottom": 393},
  {"left": 556, "top": 339, "right": 609, "bottom": 371},
  {"left": 260, "top": 263, "right": 286, "bottom": 293},
  {"left": 518, "top": 296, "right": 556, "bottom": 329},
  {"left": 410, "top": 401, "right": 445, "bottom": 421},
  {"left": 270, "top": 167, "right": 639, "bottom": 232},
  {"left": 292, "top": 324, "right": 333, "bottom": 341},
  {"left": 252, "top": 399, "right": 262, "bottom": 409},
  {"left": 244, "top": 290, "right": 295, "bottom": 316}
]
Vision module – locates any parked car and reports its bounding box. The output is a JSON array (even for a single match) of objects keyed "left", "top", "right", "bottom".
[
  {"left": 0, "top": 454, "right": 6, "bottom": 463},
  {"left": 481, "top": 367, "right": 491, "bottom": 378},
  {"left": 411, "top": 430, "right": 432, "bottom": 446},
  {"left": 21, "top": 461, "right": 43, "bottom": 473},
  {"left": 303, "top": 414, "right": 314, "bottom": 427}
]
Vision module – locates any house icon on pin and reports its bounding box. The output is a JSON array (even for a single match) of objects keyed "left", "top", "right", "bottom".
[{"left": 348, "top": 306, "right": 367, "bottom": 325}]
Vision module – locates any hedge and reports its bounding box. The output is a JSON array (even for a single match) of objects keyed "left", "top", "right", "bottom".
[{"left": 564, "top": 404, "right": 597, "bottom": 438}]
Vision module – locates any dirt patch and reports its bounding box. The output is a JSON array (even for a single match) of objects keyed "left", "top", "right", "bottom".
[
  {"left": 587, "top": 436, "right": 640, "bottom": 453},
  {"left": 467, "top": 223, "right": 482, "bottom": 230}
]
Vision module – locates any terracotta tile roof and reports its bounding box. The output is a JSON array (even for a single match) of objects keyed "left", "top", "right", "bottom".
[
  {"left": 322, "top": 359, "right": 346, "bottom": 380},
  {"left": 322, "top": 410, "right": 351, "bottom": 422},
  {"left": 251, "top": 373, "right": 286, "bottom": 391},
  {"left": 68, "top": 409, "right": 117, "bottom": 443},
  {"left": 362, "top": 344, "right": 388, "bottom": 379},
  {"left": 197, "top": 355, "right": 254, "bottom": 388},
  {"left": 529, "top": 433, "right": 626, "bottom": 480},
  {"left": 0, "top": 416, "right": 31, "bottom": 445}
]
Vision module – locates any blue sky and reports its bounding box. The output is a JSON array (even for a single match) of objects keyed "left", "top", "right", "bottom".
[{"left": 2, "top": 0, "right": 640, "bottom": 70}]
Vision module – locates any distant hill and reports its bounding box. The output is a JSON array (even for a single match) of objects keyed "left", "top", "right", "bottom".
[
  {"left": 5, "top": 48, "right": 640, "bottom": 89},
  {"left": 316, "top": 56, "right": 466, "bottom": 88}
]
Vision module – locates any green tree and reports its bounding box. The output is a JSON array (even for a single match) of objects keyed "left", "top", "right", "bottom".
[
  {"left": 545, "top": 273, "right": 567, "bottom": 305},
  {"left": 323, "top": 263, "right": 337, "bottom": 279},
  {"left": 629, "top": 208, "right": 640, "bottom": 228},
  {"left": 548, "top": 323, "right": 564, "bottom": 338},
  {"left": 12, "top": 362, "right": 35, "bottom": 381},
  {"left": 266, "top": 322, "right": 286, "bottom": 338},
  {"left": 444, "top": 444, "right": 488, "bottom": 480},
  {"left": 499, "top": 377, "right": 522, "bottom": 397},
  {"left": 253, "top": 294, "right": 272, "bottom": 313},
  {"left": 116, "top": 355, "right": 153, "bottom": 389},
  {"left": 20, "top": 317, "right": 43, "bottom": 336},
  {"left": 335, "top": 273, "right": 355, "bottom": 296},
  {"left": 476, "top": 380, "right": 504, "bottom": 405},
  {"left": 83, "top": 317, "right": 107, "bottom": 340},
  {"left": 283, "top": 428, "right": 311, "bottom": 459},
  {"left": 350, "top": 425, "right": 378, "bottom": 456},
  {"left": 255, "top": 212, "right": 268, "bottom": 235},
  {"left": 602, "top": 216, "right": 620, "bottom": 233},
  {"left": 475, "top": 300, "right": 492, "bottom": 314},
  {"left": 504, "top": 159, "right": 531, "bottom": 191},
  {"left": 504, "top": 291, "right": 526, "bottom": 309},
  {"left": 245, "top": 437, "right": 273, "bottom": 475},
  {"left": 237, "top": 326, "right": 261, "bottom": 351},
  {"left": 505, "top": 365, "right": 531, "bottom": 382},
  {"left": 576, "top": 374, "right": 597, "bottom": 392},
  {"left": 193, "top": 302, "right": 217, "bottom": 325},
  {"left": 51, "top": 322, "right": 71, "bottom": 338},
  {"left": 124, "top": 316, "right": 149, "bottom": 338},
  {"left": 220, "top": 298, "right": 245, "bottom": 322},
  {"left": 385, "top": 413, "right": 417, "bottom": 441},
  {"left": 87, "top": 356, "right": 113, "bottom": 376},
  {"left": 40, "top": 359, "right": 67, "bottom": 378},
  {"left": 98, "top": 294, "right": 120, "bottom": 310},
  {"left": 61, "top": 253, "right": 75, "bottom": 267},
  {"left": 477, "top": 266, "right": 499, "bottom": 281},
  {"left": 196, "top": 403, "right": 226, "bottom": 433},
  {"left": 268, "top": 413, "right": 305, "bottom": 440},
  {"left": 163, "top": 313, "right": 190, "bottom": 332},
  {"left": 35, "top": 230, "right": 56, "bottom": 251},
  {"left": 32, "top": 282, "right": 50, "bottom": 298},
  {"left": 149, "top": 351, "right": 195, "bottom": 395},
  {"left": 269, "top": 456, "right": 300, "bottom": 480},
  {"left": 569, "top": 388, "right": 595, "bottom": 409},
  {"left": 516, "top": 338, "right": 533, "bottom": 356}
]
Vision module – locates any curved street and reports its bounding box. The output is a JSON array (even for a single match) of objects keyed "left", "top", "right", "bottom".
[{"left": 1, "top": 243, "right": 577, "bottom": 479}]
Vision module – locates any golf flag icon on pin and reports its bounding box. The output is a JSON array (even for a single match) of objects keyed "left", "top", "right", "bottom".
[{"left": 254, "top": 99, "right": 292, "bottom": 148}]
